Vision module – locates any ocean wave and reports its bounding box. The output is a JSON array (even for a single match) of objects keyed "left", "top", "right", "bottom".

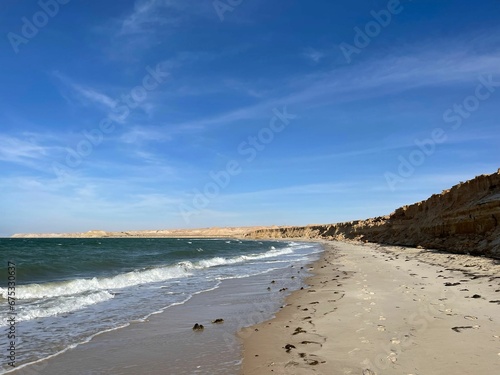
[
  {"left": 0, "top": 291, "right": 114, "bottom": 326},
  {"left": 0, "top": 265, "right": 192, "bottom": 300},
  {"left": 195, "top": 246, "right": 294, "bottom": 268},
  {"left": 0, "top": 246, "right": 296, "bottom": 301}
]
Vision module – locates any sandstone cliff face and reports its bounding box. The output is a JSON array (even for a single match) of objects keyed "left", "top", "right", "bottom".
[{"left": 246, "top": 170, "right": 500, "bottom": 258}]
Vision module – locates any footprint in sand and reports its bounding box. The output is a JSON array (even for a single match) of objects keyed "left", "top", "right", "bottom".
[
  {"left": 464, "top": 315, "right": 478, "bottom": 320},
  {"left": 379, "top": 316, "right": 386, "bottom": 321},
  {"left": 360, "top": 337, "right": 370, "bottom": 344},
  {"left": 348, "top": 348, "right": 360, "bottom": 355},
  {"left": 377, "top": 325, "right": 386, "bottom": 332},
  {"left": 391, "top": 338, "right": 401, "bottom": 344},
  {"left": 387, "top": 352, "right": 397, "bottom": 363}
]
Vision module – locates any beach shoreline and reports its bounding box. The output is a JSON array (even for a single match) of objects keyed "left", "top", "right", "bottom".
[
  {"left": 4, "top": 239, "right": 499, "bottom": 374},
  {"left": 239, "top": 240, "right": 500, "bottom": 374},
  {"left": 4, "top": 240, "right": 322, "bottom": 375}
]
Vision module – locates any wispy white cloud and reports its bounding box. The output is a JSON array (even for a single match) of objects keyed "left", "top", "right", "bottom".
[
  {"left": 369, "top": 170, "right": 493, "bottom": 194},
  {"left": 283, "top": 51, "right": 500, "bottom": 112},
  {"left": 120, "top": 0, "right": 183, "bottom": 35},
  {"left": 302, "top": 48, "right": 325, "bottom": 63},
  {"left": 0, "top": 135, "right": 47, "bottom": 161},
  {"left": 52, "top": 70, "right": 163, "bottom": 123},
  {"left": 155, "top": 40, "right": 500, "bottom": 134},
  {"left": 53, "top": 71, "right": 118, "bottom": 111},
  {"left": 0, "top": 134, "right": 63, "bottom": 171},
  {"left": 117, "top": 0, "right": 217, "bottom": 36},
  {"left": 72, "top": 85, "right": 117, "bottom": 109},
  {"left": 219, "top": 182, "right": 356, "bottom": 202},
  {"left": 222, "top": 79, "right": 268, "bottom": 98},
  {"left": 120, "top": 126, "right": 172, "bottom": 144},
  {"left": 130, "top": 193, "right": 181, "bottom": 208},
  {"left": 286, "top": 128, "right": 500, "bottom": 165}
]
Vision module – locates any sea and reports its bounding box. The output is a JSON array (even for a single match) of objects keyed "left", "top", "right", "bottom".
[{"left": 0, "top": 238, "right": 323, "bottom": 374}]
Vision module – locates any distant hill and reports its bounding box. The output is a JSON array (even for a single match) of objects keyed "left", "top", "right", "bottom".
[{"left": 11, "top": 226, "right": 266, "bottom": 239}]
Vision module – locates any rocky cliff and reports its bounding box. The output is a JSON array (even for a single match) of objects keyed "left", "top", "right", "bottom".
[{"left": 245, "top": 170, "right": 500, "bottom": 258}]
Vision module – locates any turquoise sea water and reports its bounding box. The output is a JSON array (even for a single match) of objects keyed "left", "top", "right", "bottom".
[{"left": 0, "top": 238, "right": 322, "bottom": 373}]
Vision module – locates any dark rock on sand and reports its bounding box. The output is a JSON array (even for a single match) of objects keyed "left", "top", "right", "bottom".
[
  {"left": 452, "top": 326, "right": 474, "bottom": 332},
  {"left": 293, "top": 327, "right": 307, "bottom": 335},
  {"left": 192, "top": 323, "right": 204, "bottom": 331}
]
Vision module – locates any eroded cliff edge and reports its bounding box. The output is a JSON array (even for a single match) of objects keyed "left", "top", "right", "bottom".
[{"left": 245, "top": 170, "right": 500, "bottom": 258}]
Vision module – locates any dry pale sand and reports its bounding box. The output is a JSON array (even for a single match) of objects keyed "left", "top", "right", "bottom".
[{"left": 239, "top": 241, "right": 500, "bottom": 375}]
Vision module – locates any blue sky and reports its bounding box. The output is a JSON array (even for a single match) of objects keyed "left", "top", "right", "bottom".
[{"left": 1, "top": 0, "right": 499, "bottom": 236}]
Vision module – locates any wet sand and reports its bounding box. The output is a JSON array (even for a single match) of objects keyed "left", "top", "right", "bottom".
[
  {"left": 240, "top": 241, "right": 500, "bottom": 374},
  {"left": 8, "top": 262, "right": 313, "bottom": 375}
]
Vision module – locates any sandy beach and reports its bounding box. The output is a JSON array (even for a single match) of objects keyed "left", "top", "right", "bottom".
[{"left": 240, "top": 241, "right": 500, "bottom": 374}]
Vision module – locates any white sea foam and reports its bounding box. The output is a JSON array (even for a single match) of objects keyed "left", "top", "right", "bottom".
[
  {"left": 0, "top": 291, "right": 114, "bottom": 326},
  {"left": 194, "top": 247, "right": 294, "bottom": 268},
  {"left": 1, "top": 265, "right": 192, "bottom": 300},
  {"left": 0, "top": 245, "right": 296, "bottom": 301}
]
